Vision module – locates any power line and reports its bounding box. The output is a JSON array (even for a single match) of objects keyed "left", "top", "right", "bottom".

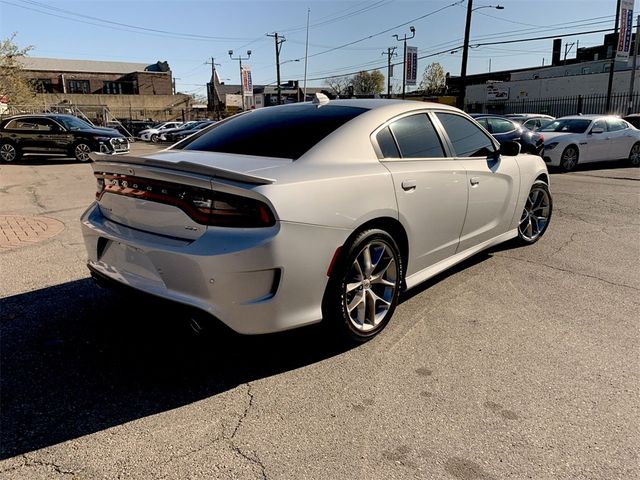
[{"left": 4, "top": 0, "right": 256, "bottom": 42}]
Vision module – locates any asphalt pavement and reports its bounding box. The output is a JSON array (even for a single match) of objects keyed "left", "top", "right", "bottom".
[{"left": 0, "top": 144, "right": 638, "bottom": 479}]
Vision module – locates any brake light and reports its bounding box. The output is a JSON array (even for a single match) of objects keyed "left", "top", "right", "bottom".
[
  {"left": 95, "top": 173, "right": 275, "bottom": 228},
  {"left": 539, "top": 134, "right": 544, "bottom": 141}
]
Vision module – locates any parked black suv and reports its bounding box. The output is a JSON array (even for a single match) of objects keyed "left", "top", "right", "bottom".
[{"left": 0, "top": 114, "right": 129, "bottom": 162}]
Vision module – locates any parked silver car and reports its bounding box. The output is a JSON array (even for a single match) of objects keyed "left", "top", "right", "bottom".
[{"left": 81, "top": 98, "right": 552, "bottom": 342}]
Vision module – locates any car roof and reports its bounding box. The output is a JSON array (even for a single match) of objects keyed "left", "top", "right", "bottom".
[
  {"left": 557, "top": 114, "right": 610, "bottom": 120},
  {"left": 505, "top": 113, "right": 554, "bottom": 118},
  {"left": 1, "top": 113, "right": 79, "bottom": 120}
]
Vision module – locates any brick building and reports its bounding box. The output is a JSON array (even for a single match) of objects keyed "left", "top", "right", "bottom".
[{"left": 18, "top": 57, "right": 173, "bottom": 95}]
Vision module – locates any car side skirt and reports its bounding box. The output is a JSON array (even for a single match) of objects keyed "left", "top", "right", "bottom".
[{"left": 405, "top": 229, "right": 518, "bottom": 290}]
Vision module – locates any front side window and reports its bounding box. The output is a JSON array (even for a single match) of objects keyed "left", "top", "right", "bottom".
[
  {"left": 435, "top": 112, "right": 495, "bottom": 157},
  {"left": 182, "top": 104, "right": 367, "bottom": 160},
  {"left": 388, "top": 114, "right": 445, "bottom": 158}
]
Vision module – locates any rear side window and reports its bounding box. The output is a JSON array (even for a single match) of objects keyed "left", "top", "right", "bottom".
[
  {"left": 488, "top": 118, "right": 516, "bottom": 134},
  {"left": 435, "top": 113, "right": 495, "bottom": 157},
  {"left": 182, "top": 104, "right": 367, "bottom": 160},
  {"left": 388, "top": 114, "right": 445, "bottom": 158},
  {"left": 607, "top": 118, "right": 628, "bottom": 131},
  {"left": 376, "top": 127, "right": 400, "bottom": 158}
]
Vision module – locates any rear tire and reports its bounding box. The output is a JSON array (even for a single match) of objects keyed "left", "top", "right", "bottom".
[
  {"left": 559, "top": 146, "right": 579, "bottom": 172},
  {"left": 0, "top": 142, "right": 20, "bottom": 162},
  {"left": 516, "top": 180, "right": 552, "bottom": 245},
  {"left": 323, "top": 229, "right": 403, "bottom": 343},
  {"left": 628, "top": 142, "right": 640, "bottom": 167}
]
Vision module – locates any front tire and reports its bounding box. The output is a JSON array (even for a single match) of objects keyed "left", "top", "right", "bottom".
[
  {"left": 628, "top": 142, "right": 640, "bottom": 167},
  {"left": 516, "top": 180, "right": 552, "bottom": 245},
  {"left": 559, "top": 145, "right": 579, "bottom": 172},
  {"left": 0, "top": 142, "right": 20, "bottom": 162},
  {"left": 323, "top": 229, "right": 403, "bottom": 343},
  {"left": 73, "top": 142, "right": 92, "bottom": 162},
  {"left": 150, "top": 134, "right": 159, "bottom": 143}
]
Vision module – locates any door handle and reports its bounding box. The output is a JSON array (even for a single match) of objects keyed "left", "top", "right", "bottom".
[
  {"left": 470, "top": 176, "right": 480, "bottom": 186},
  {"left": 401, "top": 179, "right": 417, "bottom": 191}
]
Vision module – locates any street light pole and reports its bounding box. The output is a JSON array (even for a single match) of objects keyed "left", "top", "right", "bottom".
[
  {"left": 457, "top": 1, "right": 504, "bottom": 110},
  {"left": 606, "top": 0, "right": 622, "bottom": 113},
  {"left": 228, "top": 49, "right": 251, "bottom": 111},
  {"left": 393, "top": 26, "right": 415, "bottom": 100}
]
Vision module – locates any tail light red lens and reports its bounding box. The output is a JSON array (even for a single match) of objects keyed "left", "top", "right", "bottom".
[{"left": 95, "top": 173, "right": 275, "bottom": 228}]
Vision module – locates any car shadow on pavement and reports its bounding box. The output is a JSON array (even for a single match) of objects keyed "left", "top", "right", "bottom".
[
  {"left": 0, "top": 278, "right": 351, "bottom": 460},
  {"left": 4, "top": 155, "right": 82, "bottom": 166}
]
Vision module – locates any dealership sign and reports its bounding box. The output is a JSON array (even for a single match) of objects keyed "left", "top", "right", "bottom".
[
  {"left": 241, "top": 65, "right": 253, "bottom": 96},
  {"left": 405, "top": 46, "right": 418, "bottom": 86},
  {"left": 487, "top": 84, "right": 509, "bottom": 100},
  {"left": 616, "top": 0, "right": 634, "bottom": 61}
]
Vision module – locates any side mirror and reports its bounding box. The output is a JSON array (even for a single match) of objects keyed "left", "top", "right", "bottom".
[
  {"left": 499, "top": 140, "right": 521, "bottom": 156},
  {"left": 590, "top": 127, "right": 604, "bottom": 134}
]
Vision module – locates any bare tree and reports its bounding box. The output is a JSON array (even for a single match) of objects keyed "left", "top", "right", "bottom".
[
  {"left": 0, "top": 33, "right": 36, "bottom": 106},
  {"left": 325, "top": 76, "right": 351, "bottom": 98},
  {"left": 420, "top": 62, "right": 446, "bottom": 95}
]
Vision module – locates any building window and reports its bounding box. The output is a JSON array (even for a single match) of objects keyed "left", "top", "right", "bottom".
[
  {"left": 31, "top": 79, "right": 54, "bottom": 93},
  {"left": 103, "top": 81, "right": 123, "bottom": 94},
  {"left": 68, "top": 80, "right": 90, "bottom": 94}
]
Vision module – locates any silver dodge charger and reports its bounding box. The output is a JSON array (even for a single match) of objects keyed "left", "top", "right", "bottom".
[{"left": 81, "top": 97, "right": 552, "bottom": 342}]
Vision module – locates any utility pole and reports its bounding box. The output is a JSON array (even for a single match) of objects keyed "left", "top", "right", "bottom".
[
  {"left": 267, "top": 33, "right": 286, "bottom": 105},
  {"left": 457, "top": 1, "right": 504, "bottom": 109},
  {"left": 563, "top": 42, "right": 576, "bottom": 65},
  {"left": 206, "top": 57, "right": 221, "bottom": 119},
  {"left": 382, "top": 47, "right": 397, "bottom": 98},
  {"left": 606, "top": 0, "right": 622, "bottom": 112},
  {"left": 393, "top": 26, "right": 416, "bottom": 99},
  {"left": 303, "top": 8, "right": 310, "bottom": 101},
  {"left": 229, "top": 49, "right": 252, "bottom": 111},
  {"left": 627, "top": 15, "right": 640, "bottom": 114}
]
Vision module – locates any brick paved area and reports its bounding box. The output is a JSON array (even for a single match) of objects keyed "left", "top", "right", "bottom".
[{"left": 0, "top": 215, "right": 65, "bottom": 252}]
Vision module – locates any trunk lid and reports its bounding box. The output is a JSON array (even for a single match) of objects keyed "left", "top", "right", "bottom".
[{"left": 91, "top": 151, "right": 288, "bottom": 239}]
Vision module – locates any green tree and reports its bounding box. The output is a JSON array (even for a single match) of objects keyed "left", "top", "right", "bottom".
[
  {"left": 420, "top": 62, "right": 446, "bottom": 95},
  {"left": 0, "top": 33, "right": 36, "bottom": 106},
  {"left": 351, "top": 70, "right": 384, "bottom": 95}
]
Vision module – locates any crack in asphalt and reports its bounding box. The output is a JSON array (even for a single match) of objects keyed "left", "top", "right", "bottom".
[
  {"left": 156, "top": 382, "right": 267, "bottom": 479},
  {"left": 494, "top": 254, "right": 640, "bottom": 292},
  {"left": 26, "top": 186, "right": 47, "bottom": 212},
  {"left": 0, "top": 454, "right": 76, "bottom": 476},
  {"left": 229, "top": 383, "right": 268, "bottom": 479}
]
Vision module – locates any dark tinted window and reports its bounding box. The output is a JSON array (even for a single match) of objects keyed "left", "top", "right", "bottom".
[
  {"left": 182, "top": 105, "right": 367, "bottom": 160},
  {"left": 376, "top": 126, "right": 400, "bottom": 158},
  {"left": 488, "top": 118, "right": 516, "bottom": 134},
  {"left": 388, "top": 114, "right": 445, "bottom": 158},
  {"left": 475, "top": 118, "right": 489, "bottom": 129},
  {"left": 436, "top": 113, "right": 495, "bottom": 157}
]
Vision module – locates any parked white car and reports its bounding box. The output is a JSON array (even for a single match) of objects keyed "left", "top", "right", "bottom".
[
  {"left": 81, "top": 98, "right": 552, "bottom": 342},
  {"left": 138, "top": 121, "right": 184, "bottom": 142},
  {"left": 540, "top": 115, "right": 640, "bottom": 171}
]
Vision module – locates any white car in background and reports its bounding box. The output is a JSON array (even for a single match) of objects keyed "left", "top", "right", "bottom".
[
  {"left": 81, "top": 98, "right": 552, "bottom": 343},
  {"left": 540, "top": 115, "right": 640, "bottom": 171},
  {"left": 138, "top": 121, "right": 184, "bottom": 142}
]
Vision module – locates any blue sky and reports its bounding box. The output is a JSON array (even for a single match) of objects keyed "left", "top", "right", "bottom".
[{"left": 0, "top": 0, "right": 622, "bottom": 96}]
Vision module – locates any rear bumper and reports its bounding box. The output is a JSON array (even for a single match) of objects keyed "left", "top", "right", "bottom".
[{"left": 80, "top": 202, "right": 350, "bottom": 334}]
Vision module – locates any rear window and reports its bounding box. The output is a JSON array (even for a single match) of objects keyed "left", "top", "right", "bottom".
[{"left": 181, "top": 104, "right": 367, "bottom": 160}]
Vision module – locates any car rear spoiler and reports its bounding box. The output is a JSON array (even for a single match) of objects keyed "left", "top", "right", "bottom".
[{"left": 89, "top": 153, "right": 276, "bottom": 185}]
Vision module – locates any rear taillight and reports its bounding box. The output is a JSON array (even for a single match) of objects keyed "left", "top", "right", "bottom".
[{"left": 95, "top": 173, "right": 275, "bottom": 228}]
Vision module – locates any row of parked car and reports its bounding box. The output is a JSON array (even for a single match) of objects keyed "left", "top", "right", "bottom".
[
  {"left": 137, "top": 120, "right": 216, "bottom": 143},
  {"left": 467, "top": 112, "right": 640, "bottom": 171}
]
